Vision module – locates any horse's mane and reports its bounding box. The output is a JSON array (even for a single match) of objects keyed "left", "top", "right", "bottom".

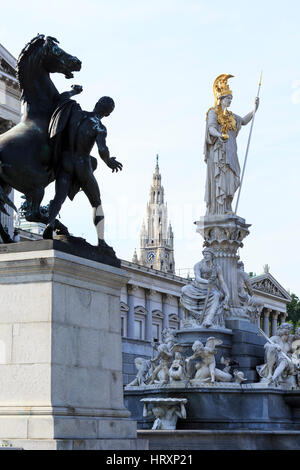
[{"left": 16, "top": 34, "right": 46, "bottom": 100}]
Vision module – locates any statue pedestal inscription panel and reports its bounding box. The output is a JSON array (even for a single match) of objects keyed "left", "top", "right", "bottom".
[{"left": 0, "top": 246, "right": 146, "bottom": 450}]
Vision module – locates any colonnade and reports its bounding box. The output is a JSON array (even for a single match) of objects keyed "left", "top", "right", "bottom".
[{"left": 259, "top": 308, "right": 287, "bottom": 337}]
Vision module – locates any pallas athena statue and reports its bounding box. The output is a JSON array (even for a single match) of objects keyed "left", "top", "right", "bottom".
[{"left": 204, "top": 74, "right": 259, "bottom": 215}]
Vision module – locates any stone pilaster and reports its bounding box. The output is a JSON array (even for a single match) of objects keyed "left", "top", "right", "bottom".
[
  {"left": 162, "top": 294, "right": 169, "bottom": 329},
  {"left": 127, "top": 285, "right": 139, "bottom": 339},
  {"left": 145, "top": 289, "right": 156, "bottom": 341}
]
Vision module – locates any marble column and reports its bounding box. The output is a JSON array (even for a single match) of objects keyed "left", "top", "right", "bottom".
[
  {"left": 263, "top": 308, "right": 271, "bottom": 337},
  {"left": 127, "top": 285, "right": 138, "bottom": 339},
  {"left": 162, "top": 294, "right": 169, "bottom": 330},
  {"left": 280, "top": 312, "right": 287, "bottom": 324},
  {"left": 145, "top": 289, "right": 155, "bottom": 342},
  {"left": 257, "top": 310, "right": 261, "bottom": 329},
  {"left": 271, "top": 311, "right": 280, "bottom": 336}
]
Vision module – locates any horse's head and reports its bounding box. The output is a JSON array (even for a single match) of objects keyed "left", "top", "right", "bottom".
[{"left": 42, "top": 36, "right": 81, "bottom": 79}]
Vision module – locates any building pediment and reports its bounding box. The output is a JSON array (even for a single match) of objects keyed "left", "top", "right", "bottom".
[
  {"left": 134, "top": 305, "right": 147, "bottom": 315},
  {"left": 120, "top": 301, "right": 129, "bottom": 312},
  {"left": 152, "top": 309, "right": 163, "bottom": 319},
  {"left": 251, "top": 273, "right": 291, "bottom": 302},
  {"left": 169, "top": 314, "right": 180, "bottom": 322}
]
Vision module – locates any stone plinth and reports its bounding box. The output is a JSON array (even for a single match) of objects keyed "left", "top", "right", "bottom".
[
  {"left": 0, "top": 245, "right": 146, "bottom": 450},
  {"left": 137, "top": 429, "right": 300, "bottom": 450},
  {"left": 195, "top": 214, "right": 250, "bottom": 320},
  {"left": 125, "top": 384, "right": 300, "bottom": 433}
]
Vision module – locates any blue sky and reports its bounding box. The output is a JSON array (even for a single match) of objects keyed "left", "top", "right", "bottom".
[{"left": 2, "top": 0, "right": 300, "bottom": 294}]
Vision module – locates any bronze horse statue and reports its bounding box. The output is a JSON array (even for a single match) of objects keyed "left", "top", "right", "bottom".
[{"left": 0, "top": 34, "right": 81, "bottom": 242}]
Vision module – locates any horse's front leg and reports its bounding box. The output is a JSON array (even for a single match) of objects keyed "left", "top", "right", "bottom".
[{"left": 25, "top": 187, "right": 47, "bottom": 223}]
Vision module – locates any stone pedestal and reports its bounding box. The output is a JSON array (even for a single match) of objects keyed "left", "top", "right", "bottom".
[
  {"left": 195, "top": 214, "right": 251, "bottom": 320},
  {"left": 176, "top": 327, "right": 233, "bottom": 367},
  {"left": 0, "top": 244, "right": 147, "bottom": 450},
  {"left": 125, "top": 384, "right": 300, "bottom": 433},
  {"left": 225, "top": 319, "right": 265, "bottom": 382}
]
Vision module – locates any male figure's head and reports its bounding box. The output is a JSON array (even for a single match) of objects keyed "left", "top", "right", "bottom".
[
  {"left": 277, "top": 322, "right": 293, "bottom": 340},
  {"left": 202, "top": 247, "right": 214, "bottom": 263},
  {"left": 94, "top": 96, "right": 115, "bottom": 118}
]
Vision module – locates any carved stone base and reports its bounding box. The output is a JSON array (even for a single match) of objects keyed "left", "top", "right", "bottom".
[
  {"left": 125, "top": 385, "right": 300, "bottom": 432},
  {"left": 229, "top": 306, "right": 249, "bottom": 320},
  {"left": 176, "top": 327, "right": 233, "bottom": 367},
  {"left": 195, "top": 214, "right": 251, "bottom": 319}
]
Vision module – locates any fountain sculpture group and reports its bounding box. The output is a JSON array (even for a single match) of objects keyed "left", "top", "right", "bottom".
[{"left": 124, "top": 75, "right": 300, "bottom": 442}]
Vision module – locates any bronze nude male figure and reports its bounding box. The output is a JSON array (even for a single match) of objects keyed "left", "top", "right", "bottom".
[{"left": 46, "top": 87, "right": 122, "bottom": 255}]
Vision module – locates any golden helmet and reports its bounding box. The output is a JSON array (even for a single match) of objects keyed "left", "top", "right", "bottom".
[{"left": 213, "top": 74, "right": 234, "bottom": 105}]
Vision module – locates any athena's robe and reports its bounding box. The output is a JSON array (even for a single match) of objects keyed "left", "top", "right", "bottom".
[{"left": 204, "top": 109, "right": 243, "bottom": 215}]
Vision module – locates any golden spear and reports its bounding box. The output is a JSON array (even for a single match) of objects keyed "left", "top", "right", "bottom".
[{"left": 234, "top": 72, "right": 263, "bottom": 214}]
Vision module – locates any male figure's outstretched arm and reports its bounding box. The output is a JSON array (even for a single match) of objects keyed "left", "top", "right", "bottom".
[{"left": 96, "top": 130, "right": 123, "bottom": 172}]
